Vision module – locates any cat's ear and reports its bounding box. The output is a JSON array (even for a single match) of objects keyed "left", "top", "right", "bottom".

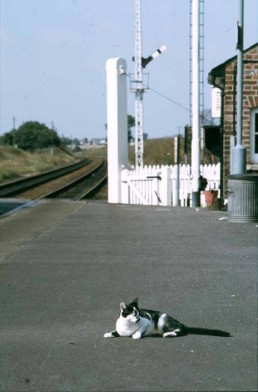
[
  {"left": 120, "top": 302, "right": 126, "bottom": 311},
  {"left": 131, "top": 298, "right": 139, "bottom": 307}
]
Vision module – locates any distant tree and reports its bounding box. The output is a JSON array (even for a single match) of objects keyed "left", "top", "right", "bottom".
[
  {"left": 127, "top": 114, "right": 135, "bottom": 129},
  {"left": 73, "top": 138, "right": 80, "bottom": 146},
  {"left": 60, "top": 135, "right": 72, "bottom": 146},
  {"left": 127, "top": 115, "right": 148, "bottom": 142},
  {"left": 0, "top": 129, "right": 15, "bottom": 146},
  {"left": 104, "top": 116, "right": 135, "bottom": 144},
  {"left": 128, "top": 114, "right": 135, "bottom": 143},
  {"left": 0, "top": 121, "right": 61, "bottom": 151}
]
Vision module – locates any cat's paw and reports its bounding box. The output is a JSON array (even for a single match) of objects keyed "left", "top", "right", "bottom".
[
  {"left": 163, "top": 331, "right": 177, "bottom": 338},
  {"left": 132, "top": 331, "right": 142, "bottom": 339},
  {"left": 104, "top": 332, "right": 114, "bottom": 338}
]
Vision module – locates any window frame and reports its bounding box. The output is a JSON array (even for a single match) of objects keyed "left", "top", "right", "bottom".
[{"left": 250, "top": 107, "right": 258, "bottom": 164}]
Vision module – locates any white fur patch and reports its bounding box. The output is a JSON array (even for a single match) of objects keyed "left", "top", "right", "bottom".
[
  {"left": 116, "top": 315, "right": 154, "bottom": 338},
  {"left": 132, "top": 331, "right": 142, "bottom": 339},
  {"left": 163, "top": 328, "right": 180, "bottom": 338},
  {"left": 104, "top": 332, "right": 114, "bottom": 338},
  {"left": 157, "top": 313, "right": 167, "bottom": 333}
]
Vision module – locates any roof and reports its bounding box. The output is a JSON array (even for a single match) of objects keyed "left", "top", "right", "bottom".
[{"left": 208, "top": 42, "right": 258, "bottom": 89}]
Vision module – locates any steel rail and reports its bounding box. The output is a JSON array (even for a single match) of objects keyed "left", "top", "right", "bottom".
[
  {"left": 0, "top": 159, "right": 90, "bottom": 197},
  {"left": 74, "top": 174, "right": 107, "bottom": 201},
  {"left": 43, "top": 160, "right": 106, "bottom": 199}
]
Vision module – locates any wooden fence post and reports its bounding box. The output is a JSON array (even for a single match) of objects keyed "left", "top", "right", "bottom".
[{"left": 160, "top": 166, "right": 171, "bottom": 206}]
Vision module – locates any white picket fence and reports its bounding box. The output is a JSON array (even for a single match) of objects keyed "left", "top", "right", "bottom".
[{"left": 121, "top": 163, "right": 220, "bottom": 207}]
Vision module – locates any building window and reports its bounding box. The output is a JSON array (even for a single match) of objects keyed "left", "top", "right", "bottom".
[{"left": 251, "top": 108, "right": 258, "bottom": 164}]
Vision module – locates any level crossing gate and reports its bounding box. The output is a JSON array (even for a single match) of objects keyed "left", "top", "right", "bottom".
[{"left": 121, "top": 163, "right": 220, "bottom": 207}]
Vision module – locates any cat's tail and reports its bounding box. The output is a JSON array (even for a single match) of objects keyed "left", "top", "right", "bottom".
[{"left": 183, "top": 326, "right": 232, "bottom": 337}]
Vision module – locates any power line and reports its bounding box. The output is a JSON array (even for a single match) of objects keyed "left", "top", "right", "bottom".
[
  {"left": 143, "top": 82, "right": 212, "bottom": 124},
  {"left": 126, "top": 73, "right": 213, "bottom": 124},
  {"left": 148, "top": 86, "right": 190, "bottom": 112},
  {"left": 125, "top": 70, "right": 190, "bottom": 114}
]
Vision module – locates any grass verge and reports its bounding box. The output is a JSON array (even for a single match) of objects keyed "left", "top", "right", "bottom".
[{"left": 0, "top": 146, "right": 75, "bottom": 183}]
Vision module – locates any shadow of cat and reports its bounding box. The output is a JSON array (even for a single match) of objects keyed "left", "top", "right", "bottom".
[{"left": 149, "top": 327, "right": 232, "bottom": 338}]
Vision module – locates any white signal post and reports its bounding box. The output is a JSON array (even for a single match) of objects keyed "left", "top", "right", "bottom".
[
  {"left": 106, "top": 58, "right": 128, "bottom": 204},
  {"left": 133, "top": 0, "right": 166, "bottom": 167},
  {"left": 134, "top": 0, "right": 144, "bottom": 168}
]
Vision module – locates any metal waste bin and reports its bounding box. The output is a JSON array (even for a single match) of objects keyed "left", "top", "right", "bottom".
[{"left": 228, "top": 174, "right": 258, "bottom": 223}]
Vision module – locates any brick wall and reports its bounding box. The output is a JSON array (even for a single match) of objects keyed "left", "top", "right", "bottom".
[{"left": 223, "top": 45, "right": 258, "bottom": 195}]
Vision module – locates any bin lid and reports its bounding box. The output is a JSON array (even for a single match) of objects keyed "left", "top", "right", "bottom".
[{"left": 228, "top": 173, "right": 258, "bottom": 181}]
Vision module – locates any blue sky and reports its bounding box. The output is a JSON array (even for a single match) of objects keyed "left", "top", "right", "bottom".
[{"left": 0, "top": 0, "right": 257, "bottom": 140}]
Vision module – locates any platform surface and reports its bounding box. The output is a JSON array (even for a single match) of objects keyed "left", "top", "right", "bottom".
[{"left": 0, "top": 200, "right": 257, "bottom": 391}]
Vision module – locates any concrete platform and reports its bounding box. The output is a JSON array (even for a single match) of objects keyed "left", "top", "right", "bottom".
[{"left": 0, "top": 200, "right": 257, "bottom": 391}]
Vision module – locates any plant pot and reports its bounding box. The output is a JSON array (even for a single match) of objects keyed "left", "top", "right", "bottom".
[{"left": 204, "top": 190, "right": 218, "bottom": 208}]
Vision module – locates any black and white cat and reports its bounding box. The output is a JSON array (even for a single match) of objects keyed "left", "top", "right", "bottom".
[{"left": 104, "top": 298, "right": 231, "bottom": 339}]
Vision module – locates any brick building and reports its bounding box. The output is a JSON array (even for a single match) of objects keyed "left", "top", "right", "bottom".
[{"left": 208, "top": 42, "right": 258, "bottom": 198}]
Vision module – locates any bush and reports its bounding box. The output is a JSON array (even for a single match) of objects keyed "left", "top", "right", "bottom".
[{"left": 0, "top": 121, "right": 61, "bottom": 151}]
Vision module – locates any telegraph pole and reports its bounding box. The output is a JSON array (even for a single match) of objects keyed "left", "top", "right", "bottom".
[
  {"left": 191, "top": 0, "right": 201, "bottom": 207},
  {"left": 51, "top": 121, "right": 55, "bottom": 156},
  {"left": 12, "top": 116, "right": 16, "bottom": 147}
]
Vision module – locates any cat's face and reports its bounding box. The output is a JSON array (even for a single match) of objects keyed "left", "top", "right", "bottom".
[{"left": 120, "top": 301, "right": 140, "bottom": 323}]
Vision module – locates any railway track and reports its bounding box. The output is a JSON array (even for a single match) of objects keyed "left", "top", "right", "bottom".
[
  {"left": 0, "top": 159, "right": 90, "bottom": 198},
  {"left": 46, "top": 160, "right": 107, "bottom": 200},
  {"left": 0, "top": 158, "right": 107, "bottom": 202}
]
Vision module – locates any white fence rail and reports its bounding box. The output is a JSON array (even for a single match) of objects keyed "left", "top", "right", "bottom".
[{"left": 121, "top": 163, "right": 220, "bottom": 207}]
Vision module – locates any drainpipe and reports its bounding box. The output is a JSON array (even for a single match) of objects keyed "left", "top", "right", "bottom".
[
  {"left": 220, "top": 89, "right": 225, "bottom": 203},
  {"left": 231, "top": 0, "right": 246, "bottom": 174},
  {"left": 233, "top": 64, "right": 237, "bottom": 138}
]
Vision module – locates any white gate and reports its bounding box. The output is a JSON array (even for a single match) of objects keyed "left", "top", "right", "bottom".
[
  {"left": 121, "top": 163, "right": 220, "bottom": 207},
  {"left": 121, "top": 166, "right": 162, "bottom": 205}
]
